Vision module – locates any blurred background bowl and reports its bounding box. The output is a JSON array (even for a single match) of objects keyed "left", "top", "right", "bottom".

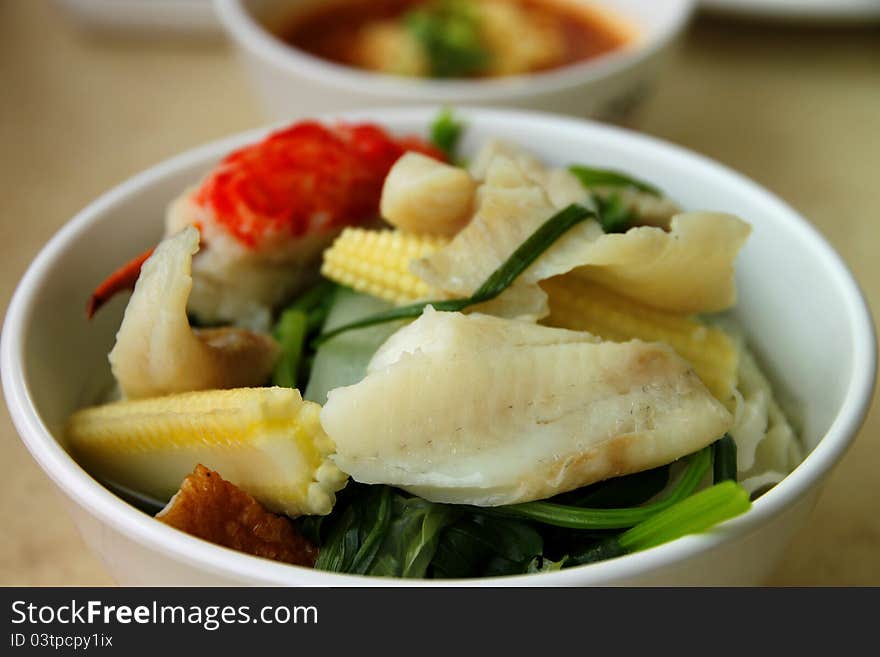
[{"left": 214, "top": 0, "right": 696, "bottom": 121}]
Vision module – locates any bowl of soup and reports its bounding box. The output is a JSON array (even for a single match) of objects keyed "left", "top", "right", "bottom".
[{"left": 214, "top": 0, "right": 696, "bottom": 120}]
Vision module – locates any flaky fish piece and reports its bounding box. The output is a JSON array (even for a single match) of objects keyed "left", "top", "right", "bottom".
[
  {"left": 108, "top": 226, "right": 279, "bottom": 399},
  {"left": 414, "top": 152, "right": 750, "bottom": 318},
  {"left": 157, "top": 465, "right": 318, "bottom": 567},
  {"left": 562, "top": 212, "right": 752, "bottom": 314},
  {"left": 411, "top": 155, "right": 603, "bottom": 319},
  {"left": 321, "top": 310, "right": 732, "bottom": 507}
]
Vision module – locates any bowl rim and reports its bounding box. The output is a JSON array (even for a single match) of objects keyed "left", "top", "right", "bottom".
[
  {"left": 2, "top": 106, "right": 876, "bottom": 586},
  {"left": 212, "top": 0, "right": 697, "bottom": 101}
]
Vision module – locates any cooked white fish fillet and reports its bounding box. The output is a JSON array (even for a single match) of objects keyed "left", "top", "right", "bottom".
[
  {"left": 322, "top": 310, "right": 732, "bottom": 506},
  {"left": 730, "top": 346, "right": 802, "bottom": 495},
  {"left": 564, "top": 212, "right": 752, "bottom": 314},
  {"left": 411, "top": 155, "right": 603, "bottom": 319},
  {"left": 417, "top": 152, "right": 751, "bottom": 317},
  {"left": 381, "top": 152, "right": 477, "bottom": 236},
  {"left": 109, "top": 227, "right": 279, "bottom": 400},
  {"left": 470, "top": 139, "right": 680, "bottom": 225},
  {"left": 469, "top": 139, "right": 590, "bottom": 210},
  {"left": 367, "top": 306, "right": 599, "bottom": 373}
]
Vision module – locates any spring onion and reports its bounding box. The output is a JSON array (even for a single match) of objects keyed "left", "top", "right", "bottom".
[{"left": 569, "top": 164, "right": 662, "bottom": 196}]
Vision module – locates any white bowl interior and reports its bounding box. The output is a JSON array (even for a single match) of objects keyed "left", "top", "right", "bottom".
[{"left": 5, "top": 107, "right": 874, "bottom": 584}]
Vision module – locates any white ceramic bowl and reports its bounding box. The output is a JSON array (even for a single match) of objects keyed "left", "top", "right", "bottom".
[
  {"left": 214, "top": 0, "right": 695, "bottom": 121},
  {"left": 2, "top": 108, "right": 875, "bottom": 586}
]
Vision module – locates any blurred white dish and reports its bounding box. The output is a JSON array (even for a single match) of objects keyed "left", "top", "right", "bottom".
[
  {"left": 214, "top": 0, "right": 696, "bottom": 121},
  {"left": 55, "top": 0, "right": 221, "bottom": 36},
  {"left": 2, "top": 107, "right": 875, "bottom": 586},
  {"left": 701, "top": 0, "right": 880, "bottom": 22}
]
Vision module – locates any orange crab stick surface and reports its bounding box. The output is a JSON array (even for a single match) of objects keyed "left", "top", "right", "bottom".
[{"left": 87, "top": 120, "right": 445, "bottom": 318}]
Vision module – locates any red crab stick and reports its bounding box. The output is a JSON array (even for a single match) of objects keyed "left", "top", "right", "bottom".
[
  {"left": 86, "top": 120, "right": 444, "bottom": 319},
  {"left": 86, "top": 247, "right": 154, "bottom": 319}
]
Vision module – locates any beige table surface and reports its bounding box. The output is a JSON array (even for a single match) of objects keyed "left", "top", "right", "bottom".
[{"left": 1, "top": 1, "right": 878, "bottom": 586}]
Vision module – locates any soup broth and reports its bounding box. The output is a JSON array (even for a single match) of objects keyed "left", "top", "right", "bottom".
[{"left": 278, "top": 0, "right": 631, "bottom": 79}]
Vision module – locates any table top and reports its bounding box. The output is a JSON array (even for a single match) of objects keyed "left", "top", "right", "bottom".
[{"left": 1, "top": 1, "right": 878, "bottom": 586}]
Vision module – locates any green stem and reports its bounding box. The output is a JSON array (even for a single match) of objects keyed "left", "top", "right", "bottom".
[
  {"left": 712, "top": 433, "right": 738, "bottom": 484},
  {"left": 569, "top": 165, "right": 662, "bottom": 196},
  {"left": 313, "top": 202, "right": 596, "bottom": 346},
  {"left": 271, "top": 309, "right": 308, "bottom": 389},
  {"left": 497, "top": 447, "right": 712, "bottom": 530},
  {"left": 619, "top": 481, "right": 751, "bottom": 552}
]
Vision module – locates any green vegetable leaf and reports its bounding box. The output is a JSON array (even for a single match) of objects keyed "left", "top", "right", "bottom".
[
  {"left": 431, "top": 514, "right": 544, "bottom": 579},
  {"left": 405, "top": 0, "right": 489, "bottom": 78},
  {"left": 314, "top": 485, "right": 394, "bottom": 574},
  {"left": 369, "top": 497, "right": 460, "bottom": 578},
  {"left": 430, "top": 107, "right": 465, "bottom": 162},
  {"left": 303, "top": 288, "right": 404, "bottom": 404},
  {"left": 271, "top": 309, "right": 307, "bottom": 388},
  {"left": 594, "top": 192, "right": 635, "bottom": 234},
  {"left": 271, "top": 280, "right": 337, "bottom": 389},
  {"left": 569, "top": 164, "right": 662, "bottom": 196},
  {"left": 550, "top": 465, "right": 670, "bottom": 509}
]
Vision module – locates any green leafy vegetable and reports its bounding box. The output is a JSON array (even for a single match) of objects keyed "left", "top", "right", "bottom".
[
  {"left": 430, "top": 107, "right": 465, "bottom": 162},
  {"left": 569, "top": 164, "right": 662, "bottom": 196},
  {"left": 271, "top": 280, "right": 337, "bottom": 389},
  {"left": 314, "top": 485, "right": 394, "bottom": 575},
  {"left": 712, "top": 434, "right": 738, "bottom": 484},
  {"left": 370, "top": 497, "right": 460, "bottom": 578},
  {"left": 495, "top": 446, "right": 712, "bottom": 529},
  {"left": 550, "top": 465, "right": 670, "bottom": 509},
  {"left": 303, "top": 288, "right": 405, "bottom": 404},
  {"left": 405, "top": 0, "right": 489, "bottom": 78},
  {"left": 272, "top": 309, "right": 307, "bottom": 388},
  {"left": 431, "top": 515, "right": 543, "bottom": 578},
  {"left": 594, "top": 192, "right": 635, "bottom": 234},
  {"left": 313, "top": 202, "right": 597, "bottom": 346}
]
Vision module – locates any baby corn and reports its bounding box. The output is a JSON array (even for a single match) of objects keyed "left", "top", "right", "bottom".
[
  {"left": 541, "top": 276, "right": 739, "bottom": 402},
  {"left": 66, "top": 387, "right": 348, "bottom": 517},
  {"left": 321, "top": 228, "right": 447, "bottom": 304}
]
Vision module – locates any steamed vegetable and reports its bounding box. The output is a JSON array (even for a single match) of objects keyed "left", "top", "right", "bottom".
[
  {"left": 303, "top": 454, "right": 751, "bottom": 578},
  {"left": 429, "top": 108, "right": 465, "bottom": 161},
  {"left": 568, "top": 164, "right": 662, "bottom": 196},
  {"left": 304, "top": 287, "right": 404, "bottom": 405},
  {"left": 66, "top": 387, "right": 348, "bottom": 517},
  {"left": 405, "top": 0, "right": 488, "bottom": 78},
  {"left": 321, "top": 228, "right": 447, "bottom": 304}
]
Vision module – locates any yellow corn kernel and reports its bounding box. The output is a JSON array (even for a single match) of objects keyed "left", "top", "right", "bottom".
[
  {"left": 66, "top": 387, "right": 348, "bottom": 517},
  {"left": 541, "top": 276, "right": 739, "bottom": 403},
  {"left": 321, "top": 228, "right": 448, "bottom": 304}
]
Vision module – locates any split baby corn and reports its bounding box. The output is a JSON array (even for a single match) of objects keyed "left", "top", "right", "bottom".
[
  {"left": 67, "top": 387, "right": 348, "bottom": 517},
  {"left": 321, "top": 228, "right": 738, "bottom": 402}
]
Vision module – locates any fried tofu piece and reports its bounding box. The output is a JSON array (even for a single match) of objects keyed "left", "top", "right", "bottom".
[{"left": 156, "top": 464, "right": 318, "bottom": 567}]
